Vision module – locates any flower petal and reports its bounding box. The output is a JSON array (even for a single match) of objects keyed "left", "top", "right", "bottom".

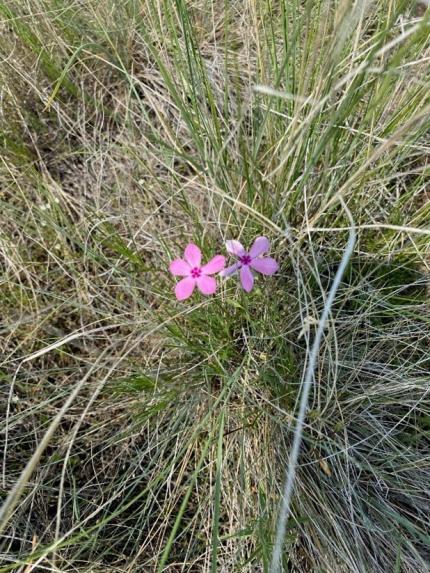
[
  {"left": 226, "top": 240, "right": 245, "bottom": 257},
  {"left": 250, "top": 257, "right": 279, "bottom": 275},
  {"left": 169, "top": 258, "right": 191, "bottom": 276},
  {"left": 240, "top": 265, "right": 254, "bottom": 292},
  {"left": 175, "top": 277, "right": 196, "bottom": 300},
  {"left": 197, "top": 275, "right": 217, "bottom": 295},
  {"left": 201, "top": 255, "right": 225, "bottom": 275},
  {"left": 184, "top": 243, "right": 201, "bottom": 267},
  {"left": 249, "top": 236, "right": 270, "bottom": 259},
  {"left": 220, "top": 262, "right": 241, "bottom": 277}
]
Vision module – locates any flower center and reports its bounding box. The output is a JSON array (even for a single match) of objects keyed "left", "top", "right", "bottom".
[
  {"left": 190, "top": 267, "right": 202, "bottom": 278},
  {"left": 239, "top": 255, "right": 252, "bottom": 265}
]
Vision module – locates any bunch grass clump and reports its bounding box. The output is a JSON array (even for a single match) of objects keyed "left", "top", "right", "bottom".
[{"left": 0, "top": 1, "right": 429, "bottom": 571}]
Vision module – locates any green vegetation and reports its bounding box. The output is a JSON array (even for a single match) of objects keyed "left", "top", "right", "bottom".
[{"left": 0, "top": 1, "right": 429, "bottom": 571}]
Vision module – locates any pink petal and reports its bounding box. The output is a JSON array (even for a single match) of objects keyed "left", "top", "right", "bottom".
[
  {"left": 169, "top": 258, "right": 191, "bottom": 276},
  {"left": 201, "top": 255, "right": 225, "bottom": 275},
  {"left": 250, "top": 257, "right": 279, "bottom": 275},
  {"left": 226, "top": 240, "right": 245, "bottom": 257},
  {"left": 184, "top": 243, "right": 201, "bottom": 267},
  {"left": 175, "top": 277, "right": 196, "bottom": 300},
  {"left": 249, "top": 236, "right": 270, "bottom": 259},
  {"left": 220, "top": 262, "right": 241, "bottom": 277},
  {"left": 240, "top": 265, "right": 254, "bottom": 292},
  {"left": 197, "top": 275, "right": 217, "bottom": 295}
]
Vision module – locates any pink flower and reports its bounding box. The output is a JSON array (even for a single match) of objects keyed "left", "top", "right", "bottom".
[
  {"left": 220, "top": 236, "right": 279, "bottom": 292},
  {"left": 169, "top": 243, "right": 225, "bottom": 301}
]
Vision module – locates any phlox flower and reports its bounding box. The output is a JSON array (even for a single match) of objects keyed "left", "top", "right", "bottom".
[
  {"left": 170, "top": 243, "right": 225, "bottom": 301},
  {"left": 220, "top": 236, "right": 278, "bottom": 292}
]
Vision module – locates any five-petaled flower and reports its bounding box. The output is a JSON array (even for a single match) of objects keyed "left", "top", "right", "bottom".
[
  {"left": 170, "top": 244, "right": 225, "bottom": 301},
  {"left": 220, "top": 236, "right": 278, "bottom": 292}
]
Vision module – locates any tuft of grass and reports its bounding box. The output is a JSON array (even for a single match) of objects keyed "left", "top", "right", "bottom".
[{"left": 0, "top": 1, "right": 429, "bottom": 571}]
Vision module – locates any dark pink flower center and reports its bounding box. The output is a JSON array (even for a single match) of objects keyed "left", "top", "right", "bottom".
[
  {"left": 239, "top": 255, "right": 252, "bottom": 265},
  {"left": 190, "top": 267, "right": 202, "bottom": 278}
]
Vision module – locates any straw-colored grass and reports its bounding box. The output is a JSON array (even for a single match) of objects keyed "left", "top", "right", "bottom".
[{"left": 0, "top": 1, "right": 429, "bottom": 571}]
